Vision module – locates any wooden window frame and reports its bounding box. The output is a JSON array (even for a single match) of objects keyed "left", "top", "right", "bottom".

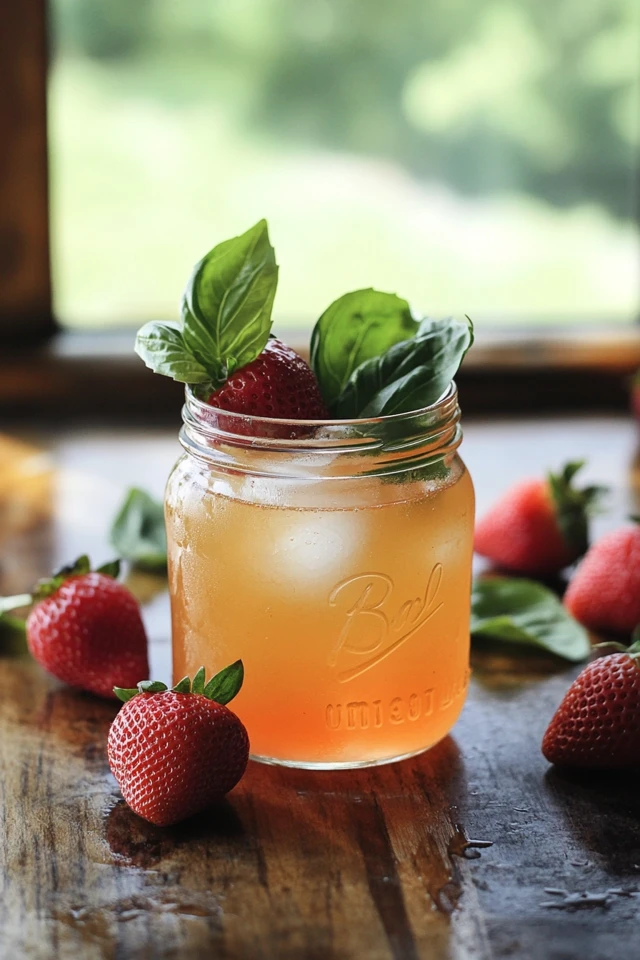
[{"left": 1, "top": 0, "right": 639, "bottom": 420}]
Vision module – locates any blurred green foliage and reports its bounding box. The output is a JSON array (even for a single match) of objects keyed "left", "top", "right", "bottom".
[
  {"left": 53, "top": 0, "right": 638, "bottom": 219},
  {"left": 49, "top": 0, "right": 638, "bottom": 326}
]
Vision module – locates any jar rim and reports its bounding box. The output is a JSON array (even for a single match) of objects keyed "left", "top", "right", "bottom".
[
  {"left": 185, "top": 381, "right": 458, "bottom": 431},
  {"left": 180, "top": 381, "right": 462, "bottom": 473}
]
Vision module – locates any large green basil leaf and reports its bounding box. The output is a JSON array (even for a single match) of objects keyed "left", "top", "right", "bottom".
[
  {"left": 471, "top": 577, "right": 591, "bottom": 662},
  {"left": 111, "top": 488, "right": 168, "bottom": 572},
  {"left": 135, "top": 321, "right": 211, "bottom": 384},
  {"left": 181, "top": 219, "right": 278, "bottom": 385},
  {"left": 335, "top": 315, "right": 473, "bottom": 418},
  {"left": 310, "top": 289, "right": 419, "bottom": 409}
]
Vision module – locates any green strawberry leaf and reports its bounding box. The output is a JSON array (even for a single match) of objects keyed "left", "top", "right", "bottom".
[
  {"left": 192, "top": 666, "right": 206, "bottom": 695},
  {"left": 135, "top": 321, "right": 212, "bottom": 384},
  {"left": 114, "top": 665, "right": 245, "bottom": 705},
  {"left": 471, "top": 577, "right": 591, "bottom": 662},
  {"left": 138, "top": 680, "right": 168, "bottom": 694},
  {"left": 310, "top": 289, "right": 419, "bottom": 409},
  {"left": 33, "top": 555, "right": 92, "bottom": 602},
  {"left": 96, "top": 559, "right": 121, "bottom": 579},
  {"left": 203, "top": 660, "right": 244, "bottom": 705},
  {"left": 181, "top": 219, "right": 278, "bottom": 386},
  {"left": 547, "top": 461, "right": 606, "bottom": 556},
  {"left": 114, "top": 686, "right": 140, "bottom": 703},
  {"left": 114, "top": 679, "right": 168, "bottom": 702},
  {"left": 334, "top": 316, "right": 473, "bottom": 418},
  {"left": 111, "top": 488, "right": 167, "bottom": 573}
]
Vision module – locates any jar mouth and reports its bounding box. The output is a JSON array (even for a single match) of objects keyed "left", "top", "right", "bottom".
[
  {"left": 180, "top": 382, "right": 462, "bottom": 476},
  {"left": 185, "top": 381, "right": 458, "bottom": 435}
]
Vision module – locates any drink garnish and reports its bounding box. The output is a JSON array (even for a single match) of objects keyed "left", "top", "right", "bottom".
[{"left": 134, "top": 219, "right": 473, "bottom": 420}]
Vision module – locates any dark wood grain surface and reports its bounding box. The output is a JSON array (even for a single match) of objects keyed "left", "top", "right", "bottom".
[{"left": 1, "top": 416, "right": 639, "bottom": 960}]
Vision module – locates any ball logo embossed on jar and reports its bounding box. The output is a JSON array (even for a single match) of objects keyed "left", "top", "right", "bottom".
[{"left": 327, "top": 563, "right": 444, "bottom": 683}]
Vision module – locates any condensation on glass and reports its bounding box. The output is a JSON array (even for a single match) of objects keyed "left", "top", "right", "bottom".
[{"left": 166, "top": 384, "right": 474, "bottom": 768}]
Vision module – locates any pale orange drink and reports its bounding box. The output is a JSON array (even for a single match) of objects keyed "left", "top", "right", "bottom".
[{"left": 167, "top": 384, "right": 474, "bottom": 768}]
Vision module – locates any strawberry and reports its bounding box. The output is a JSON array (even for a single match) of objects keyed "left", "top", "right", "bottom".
[
  {"left": 207, "top": 337, "right": 328, "bottom": 419},
  {"left": 474, "top": 461, "right": 603, "bottom": 576},
  {"left": 1, "top": 556, "right": 149, "bottom": 698},
  {"left": 542, "top": 639, "right": 640, "bottom": 769},
  {"left": 108, "top": 663, "right": 249, "bottom": 826},
  {"left": 564, "top": 518, "right": 640, "bottom": 636}
]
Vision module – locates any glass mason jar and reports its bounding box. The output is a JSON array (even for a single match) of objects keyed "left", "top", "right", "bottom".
[{"left": 166, "top": 383, "right": 474, "bottom": 769}]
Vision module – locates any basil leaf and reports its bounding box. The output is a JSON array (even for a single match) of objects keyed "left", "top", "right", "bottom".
[
  {"left": 335, "top": 316, "right": 473, "bottom": 418},
  {"left": 111, "top": 488, "right": 167, "bottom": 572},
  {"left": 181, "top": 219, "right": 278, "bottom": 384},
  {"left": 471, "top": 577, "right": 591, "bottom": 662},
  {"left": 135, "top": 321, "right": 211, "bottom": 384},
  {"left": 310, "top": 289, "right": 419, "bottom": 408}
]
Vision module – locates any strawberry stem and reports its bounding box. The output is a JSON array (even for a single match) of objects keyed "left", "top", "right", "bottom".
[
  {"left": 113, "top": 662, "right": 245, "bottom": 705},
  {"left": 32, "top": 555, "right": 121, "bottom": 603},
  {"left": 547, "top": 461, "right": 606, "bottom": 556}
]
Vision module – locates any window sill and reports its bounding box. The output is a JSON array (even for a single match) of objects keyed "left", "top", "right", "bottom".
[{"left": 1, "top": 325, "right": 639, "bottom": 421}]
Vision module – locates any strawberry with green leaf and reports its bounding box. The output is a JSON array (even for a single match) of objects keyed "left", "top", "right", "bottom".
[
  {"left": 542, "top": 632, "right": 640, "bottom": 769},
  {"left": 474, "top": 461, "right": 604, "bottom": 576},
  {"left": 135, "top": 220, "right": 328, "bottom": 420},
  {"left": 0, "top": 556, "right": 149, "bottom": 698},
  {"left": 108, "top": 662, "right": 249, "bottom": 826}
]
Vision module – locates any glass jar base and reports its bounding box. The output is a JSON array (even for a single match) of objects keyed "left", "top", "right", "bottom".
[{"left": 249, "top": 741, "right": 443, "bottom": 770}]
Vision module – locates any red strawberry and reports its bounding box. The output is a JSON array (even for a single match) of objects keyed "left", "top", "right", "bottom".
[
  {"left": 108, "top": 663, "right": 249, "bottom": 826},
  {"left": 564, "top": 519, "right": 640, "bottom": 636},
  {"left": 474, "top": 461, "right": 603, "bottom": 576},
  {"left": 1, "top": 556, "right": 149, "bottom": 698},
  {"left": 207, "top": 337, "right": 328, "bottom": 419},
  {"left": 542, "top": 642, "right": 640, "bottom": 769}
]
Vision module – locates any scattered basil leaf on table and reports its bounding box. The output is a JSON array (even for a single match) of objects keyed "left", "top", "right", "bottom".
[
  {"left": 310, "top": 289, "right": 419, "bottom": 409},
  {"left": 135, "top": 219, "right": 278, "bottom": 387},
  {"left": 471, "top": 577, "right": 591, "bottom": 662},
  {"left": 111, "top": 488, "right": 168, "bottom": 572},
  {"left": 334, "top": 315, "right": 474, "bottom": 419}
]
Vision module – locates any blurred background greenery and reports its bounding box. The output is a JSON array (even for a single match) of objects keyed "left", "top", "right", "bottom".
[{"left": 48, "top": 0, "right": 639, "bottom": 329}]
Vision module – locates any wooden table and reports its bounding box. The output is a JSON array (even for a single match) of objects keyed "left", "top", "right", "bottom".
[{"left": 1, "top": 416, "right": 639, "bottom": 960}]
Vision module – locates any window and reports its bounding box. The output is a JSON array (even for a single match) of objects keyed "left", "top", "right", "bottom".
[{"left": 49, "top": 0, "right": 640, "bottom": 332}]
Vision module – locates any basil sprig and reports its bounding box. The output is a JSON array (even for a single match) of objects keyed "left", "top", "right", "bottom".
[
  {"left": 310, "top": 289, "right": 419, "bottom": 409},
  {"left": 135, "top": 220, "right": 278, "bottom": 387},
  {"left": 471, "top": 577, "right": 591, "bottom": 662},
  {"left": 334, "top": 315, "right": 473, "bottom": 418}
]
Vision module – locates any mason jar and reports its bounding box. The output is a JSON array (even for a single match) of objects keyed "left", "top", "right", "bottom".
[{"left": 165, "top": 382, "right": 474, "bottom": 769}]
